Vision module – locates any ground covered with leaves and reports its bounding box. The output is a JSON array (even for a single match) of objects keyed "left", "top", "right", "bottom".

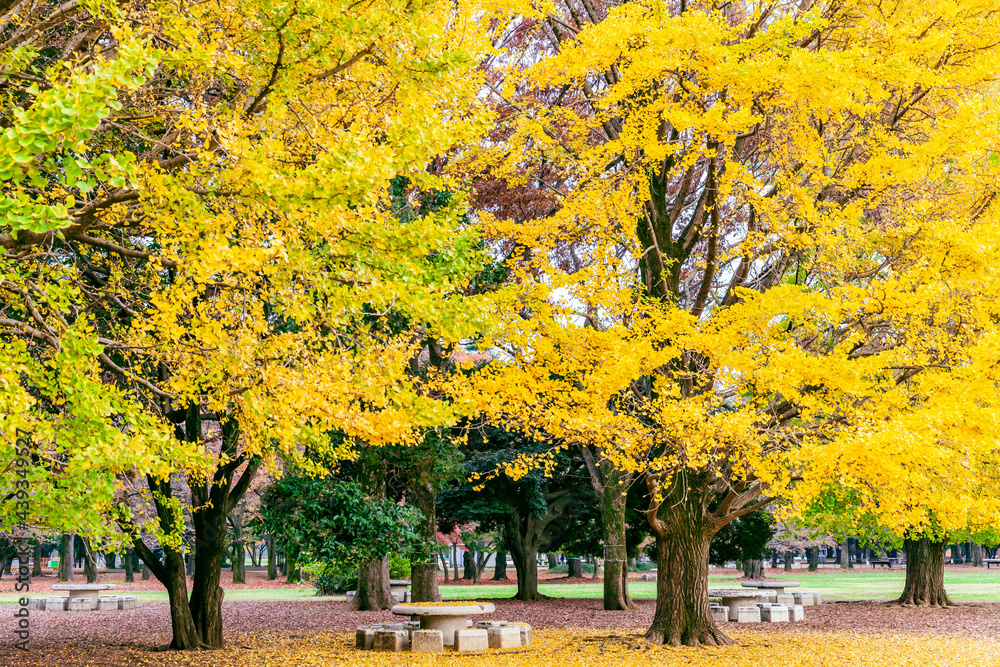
[{"left": 4, "top": 598, "right": 1000, "bottom": 666}]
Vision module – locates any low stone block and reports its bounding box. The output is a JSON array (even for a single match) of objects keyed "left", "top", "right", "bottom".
[
  {"left": 411, "top": 630, "right": 444, "bottom": 653},
  {"left": 356, "top": 627, "right": 375, "bottom": 650},
  {"left": 760, "top": 605, "right": 789, "bottom": 622},
  {"left": 488, "top": 626, "right": 521, "bottom": 649},
  {"left": 120, "top": 596, "right": 137, "bottom": 610},
  {"left": 345, "top": 590, "right": 356, "bottom": 601},
  {"left": 786, "top": 604, "right": 804, "bottom": 621},
  {"left": 710, "top": 605, "right": 729, "bottom": 623},
  {"left": 47, "top": 597, "right": 67, "bottom": 611},
  {"left": 455, "top": 628, "right": 489, "bottom": 652},
  {"left": 811, "top": 592, "right": 823, "bottom": 605},
  {"left": 373, "top": 629, "right": 408, "bottom": 652},
  {"left": 69, "top": 597, "right": 92, "bottom": 611},
  {"left": 476, "top": 620, "right": 507, "bottom": 628},
  {"left": 775, "top": 593, "right": 795, "bottom": 604},
  {"left": 97, "top": 597, "right": 118, "bottom": 611},
  {"left": 735, "top": 606, "right": 760, "bottom": 623},
  {"left": 793, "top": 593, "right": 814, "bottom": 607},
  {"left": 28, "top": 598, "right": 45, "bottom": 611},
  {"left": 504, "top": 623, "right": 531, "bottom": 645},
  {"left": 762, "top": 591, "right": 777, "bottom": 603}
]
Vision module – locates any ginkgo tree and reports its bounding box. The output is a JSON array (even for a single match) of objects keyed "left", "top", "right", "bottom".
[
  {"left": 459, "top": 0, "right": 1000, "bottom": 646},
  {"left": 1, "top": 0, "right": 495, "bottom": 651}
]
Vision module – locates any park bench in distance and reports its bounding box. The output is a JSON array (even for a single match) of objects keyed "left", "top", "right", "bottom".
[{"left": 985, "top": 558, "right": 1000, "bottom": 569}]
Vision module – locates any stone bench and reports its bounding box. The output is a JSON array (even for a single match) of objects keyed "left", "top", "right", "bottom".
[{"left": 51, "top": 584, "right": 116, "bottom": 610}]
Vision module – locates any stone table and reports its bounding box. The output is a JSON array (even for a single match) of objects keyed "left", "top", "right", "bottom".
[
  {"left": 708, "top": 589, "right": 770, "bottom": 621},
  {"left": 51, "top": 584, "right": 116, "bottom": 610},
  {"left": 391, "top": 603, "right": 495, "bottom": 646},
  {"left": 741, "top": 581, "right": 800, "bottom": 595}
]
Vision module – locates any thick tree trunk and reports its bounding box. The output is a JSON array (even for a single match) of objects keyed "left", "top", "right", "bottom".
[
  {"left": 266, "top": 536, "right": 277, "bottom": 581},
  {"left": 82, "top": 537, "right": 99, "bottom": 583},
  {"left": 189, "top": 503, "right": 228, "bottom": 648},
  {"left": 353, "top": 557, "right": 394, "bottom": 610},
  {"left": 783, "top": 550, "right": 793, "bottom": 571},
  {"left": 807, "top": 547, "right": 819, "bottom": 572},
  {"left": 973, "top": 543, "right": 984, "bottom": 567},
  {"left": 492, "top": 549, "right": 509, "bottom": 580},
  {"left": 463, "top": 549, "right": 474, "bottom": 580},
  {"left": 743, "top": 559, "right": 763, "bottom": 578},
  {"left": 897, "top": 537, "right": 953, "bottom": 606},
  {"left": 601, "top": 479, "right": 633, "bottom": 609},
  {"left": 124, "top": 549, "right": 135, "bottom": 582},
  {"left": 567, "top": 556, "right": 582, "bottom": 578},
  {"left": 105, "top": 552, "right": 116, "bottom": 570},
  {"left": 410, "top": 482, "right": 440, "bottom": 601},
  {"left": 230, "top": 515, "right": 246, "bottom": 584},
  {"left": 645, "top": 509, "right": 733, "bottom": 647},
  {"left": 32, "top": 543, "right": 42, "bottom": 577},
  {"left": 509, "top": 543, "right": 543, "bottom": 600},
  {"left": 546, "top": 552, "right": 557, "bottom": 569},
  {"left": 58, "top": 533, "right": 74, "bottom": 582},
  {"left": 285, "top": 545, "right": 300, "bottom": 584}
]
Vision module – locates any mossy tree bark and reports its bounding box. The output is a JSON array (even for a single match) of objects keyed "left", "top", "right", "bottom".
[
  {"left": 897, "top": 537, "right": 953, "bottom": 606},
  {"left": 643, "top": 470, "right": 770, "bottom": 647},
  {"left": 410, "top": 481, "right": 441, "bottom": 602},
  {"left": 580, "top": 444, "right": 634, "bottom": 610},
  {"left": 352, "top": 456, "right": 393, "bottom": 610}
]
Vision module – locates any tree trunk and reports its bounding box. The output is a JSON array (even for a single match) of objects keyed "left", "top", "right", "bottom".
[
  {"left": 230, "top": 514, "right": 246, "bottom": 584},
  {"left": 839, "top": 540, "right": 852, "bottom": 569},
  {"left": 897, "top": 537, "right": 952, "bottom": 606},
  {"left": 462, "top": 549, "right": 474, "bottom": 580},
  {"left": 105, "top": 552, "right": 117, "bottom": 570},
  {"left": 266, "top": 536, "right": 277, "bottom": 581},
  {"left": 492, "top": 549, "right": 509, "bottom": 580},
  {"left": 440, "top": 551, "right": 450, "bottom": 582},
  {"left": 353, "top": 557, "right": 394, "bottom": 610},
  {"left": 32, "top": 543, "right": 42, "bottom": 577},
  {"left": 783, "top": 550, "right": 793, "bottom": 571},
  {"left": 142, "top": 564, "right": 152, "bottom": 580},
  {"left": 509, "top": 541, "right": 543, "bottom": 600},
  {"left": 125, "top": 550, "right": 135, "bottom": 582},
  {"left": 58, "top": 533, "right": 74, "bottom": 582},
  {"left": 410, "top": 482, "right": 441, "bottom": 601},
  {"left": 284, "top": 545, "right": 301, "bottom": 584},
  {"left": 82, "top": 537, "right": 99, "bottom": 583},
  {"left": 546, "top": 552, "right": 557, "bottom": 569},
  {"left": 645, "top": 503, "right": 733, "bottom": 647},
  {"left": 567, "top": 556, "right": 583, "bottom": 578},
  {"left": 600, "top": 478, "right": 633, "bottom": 609},
  {"left": 973, "top": 543, "right": 984, "bottom": 567},
  {"left": 808, "top": 547, "right": 819, "bottom": 572},
  {"left": 188, "top": 502, "right": 228, "bottom": 648},
  {"left": 743, "top": 559, "right": 764, "bottom": 578}
]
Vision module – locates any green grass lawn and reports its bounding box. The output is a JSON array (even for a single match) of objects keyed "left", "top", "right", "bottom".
[
  {"left": 440, "top": 568, "right": 1000, "bottom": 603},
  {"left": 5, "top": 567, "right": 1000, "bottom": 605}
]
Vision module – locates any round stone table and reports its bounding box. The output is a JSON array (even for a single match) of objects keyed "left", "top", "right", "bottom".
[
  {"left": 51, "top": 583, "right": 116, "bottom": 610},
  {"left": 741, "top": 581, "right": 800, "bottom": 595},
  {"left": 391, "top": 603, "right": 495, "bottom": 646},
  {"left": 708, "top": 589, "right": 770, "bottom": 621}
]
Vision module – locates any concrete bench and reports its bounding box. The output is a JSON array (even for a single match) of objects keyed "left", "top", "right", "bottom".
[
  {"left": 51, "top": 584, "right": 116, "bottom": 611},
  {"left": 985, "top": 559, "right": 1000, "bottom": 569}
]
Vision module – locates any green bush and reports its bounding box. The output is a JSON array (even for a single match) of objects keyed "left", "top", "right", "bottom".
[
  {"left": 304, "top": 559, "right": 357, "bottom": 595},
  {"left": 389, "top": 553, "right": 411, "bottom": 579},
  {"left": 633, "top": 561, "right": 653, "bottom": 572},
  {"left": 305, "top": 554, "right": 411, "bottom": 595}
]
